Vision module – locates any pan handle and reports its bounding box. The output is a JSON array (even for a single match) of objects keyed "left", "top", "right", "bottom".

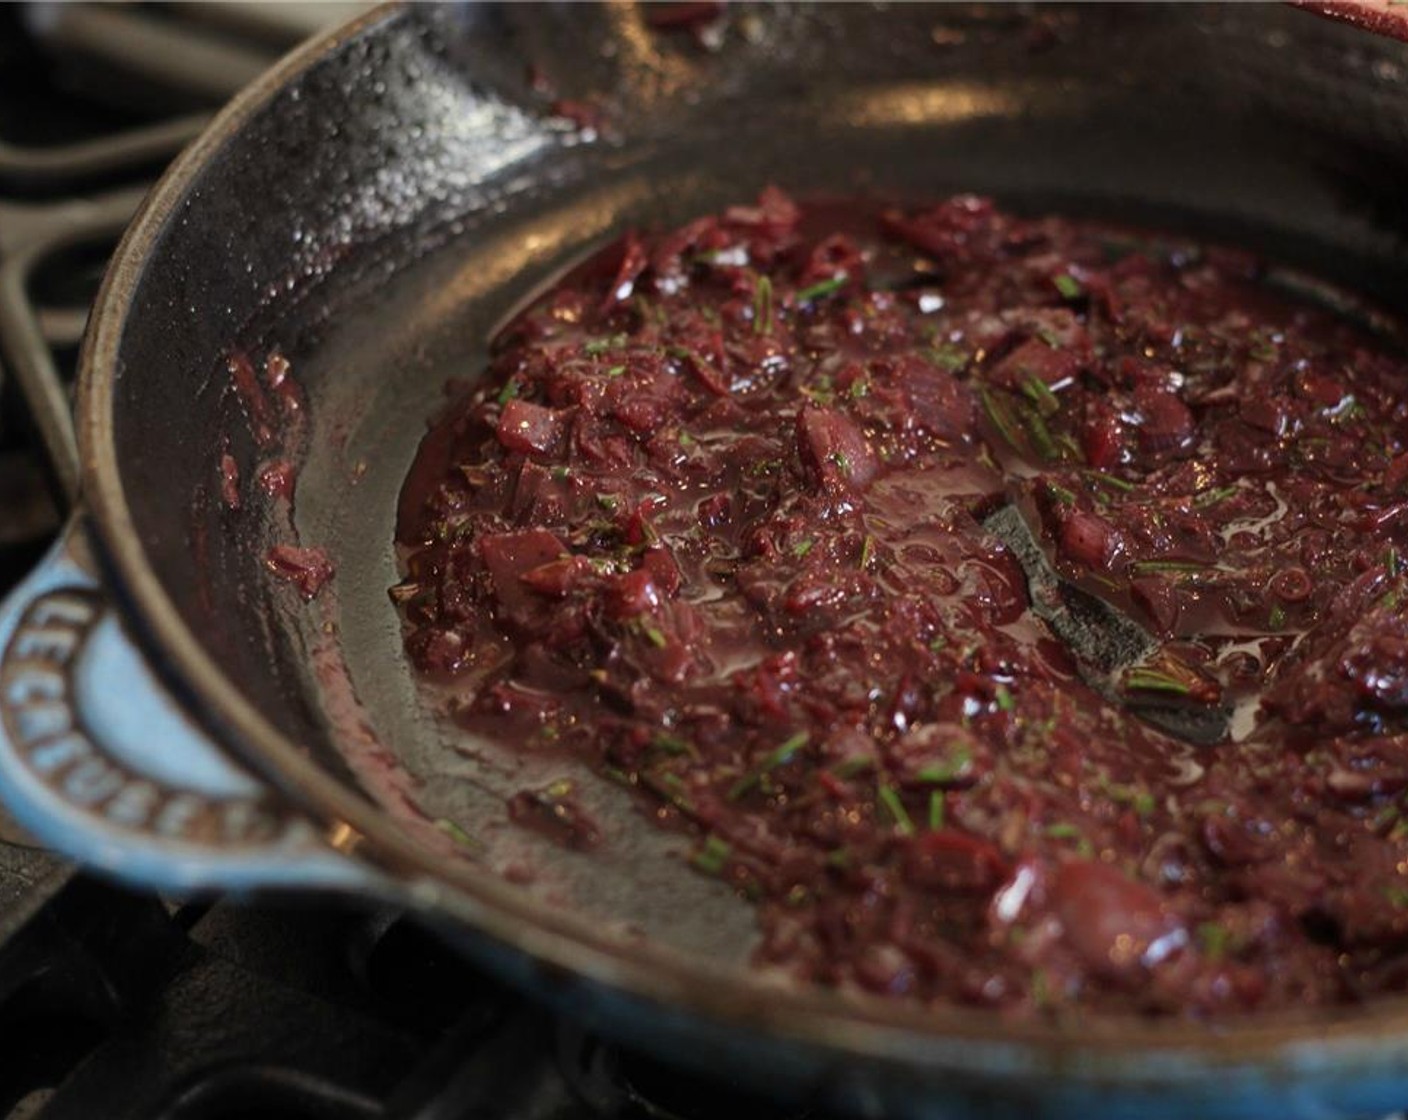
[{"left": 0, "top": 517, "right": 382, "bottom": 896}]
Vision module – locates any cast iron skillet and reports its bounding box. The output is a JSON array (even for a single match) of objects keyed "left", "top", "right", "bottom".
[{"left": 6, "top": 4, "right": 1408, "bottom": 1116}]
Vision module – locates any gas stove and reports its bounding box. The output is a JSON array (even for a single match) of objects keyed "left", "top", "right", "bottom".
[{"left": 0, "top": 9, "right": 818, "bottom": 1118}]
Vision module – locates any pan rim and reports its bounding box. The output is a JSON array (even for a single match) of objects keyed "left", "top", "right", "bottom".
[{"left": 70, "top": 0, "right": 1408, "bottom": 1087}]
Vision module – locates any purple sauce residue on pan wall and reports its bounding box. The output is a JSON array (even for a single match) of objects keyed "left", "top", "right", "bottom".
[{"left": 215, "top": 347, "right": 338, "bottom": 603}]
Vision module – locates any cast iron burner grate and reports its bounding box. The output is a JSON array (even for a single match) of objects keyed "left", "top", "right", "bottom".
[
  {"left": 0, "top": 875, "right": 835, "bottom": 1120},
  {"left": 0, "top": 7, "right": 830, "bottom": 1119},
  {"left": 0, "top": 868, "right": 820, "bottom": 1120}
]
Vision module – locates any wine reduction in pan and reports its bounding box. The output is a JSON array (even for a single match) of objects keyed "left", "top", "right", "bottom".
[{"left": 393, "top": 190, "right": 1408, "bottom": 1016}]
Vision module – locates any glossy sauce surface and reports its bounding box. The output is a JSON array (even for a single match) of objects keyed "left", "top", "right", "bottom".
[{"left": 395, "top": 191, "right": 1408, "bottom": 1015}]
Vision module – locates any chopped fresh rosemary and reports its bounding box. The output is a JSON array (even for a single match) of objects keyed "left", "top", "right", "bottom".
[
  {"left": 1025, "top": 407, "right": 1060, "bottom": 460},
  {"left": 980, "top": 385, "right": 1073, "bottom": 463},
  {"left": 792, "top": 538, "right": 815, "bottom": 558},
  {"left": 584, "top": 332, "right": 628, "bottom": 355},
  {"left": 877, "top": 783, "right": 915, "bottom": 836},
  {"left": 929, "top": 790, "right": 946, "bottom": 830},
  {"left": 1046, "top": 482, "right": 1077, "bottom": 505},
  {"left": 764, "top": 731, "right": 809, "bottom": 769},
  {"left": 496, "top": 379, "right": 519, "bottom": 405},
  {"left": 652, "top": 733, "right": 696, "bottom": 758},
  {"left": 1196, "top": 921, "right": 1230, "bottom": 960},
  {"left": 995, "top": 684, "right": 1016, "bottom": 712},
  {"left": 796, "top": 274, "right": 847, "bottom": 302},
  {"left": 859, "top": 534, "right": 876, "bottom": 570},
  {"left": 928, "top": 344, "right": 969, "bottom": 372},
  {"left": 691, "top": 834, "right": 732, "bottom": 875},
  {"left": 434, "top": 818, "right": 480, "bottom": 849},
  {"left": 641, "top": 622, "right": 668, "bottom": 649},
  {"left": 800, "top": 374, "right": 836, "bottom": 405},
  {"left": 980, "top": 388, "right": 1023, "bottom": 450},
  {"left": 1193, "top": 484, "right": 1239, "bottom": 509},
  {"left": 1045, "top": 822, "right": 1081, "bottom": 839},
  {"left": 1372, "top": 803, "right": 1401, "bottom": 832},
  {"left": 916, "top": 746, "right": 972, "bottom": 784},
  {"left": 1022, "top": 375, "right": 1061, "bottom": 415},
  {"left": 835, "top": 755, "right": 876, "bottom": 779},
  {"left": 1053, "top": 273, "right": 1082, "bottom": 299},
  {"left": 1088, "top": 470, "right": 1136, "bottom": 493},
  {"left": 753, "top": 274, "right": 774, "bottom": 335},
  {"left": 728, "top": 732, "right": 810, "bottom": 800},
  {"left": 651, "top": 770, "right": 695, "bottom": 812}
]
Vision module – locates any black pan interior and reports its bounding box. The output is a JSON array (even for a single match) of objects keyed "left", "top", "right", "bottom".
[{"left": 105, "top": 3, "right": 1408, "bottom": 966}]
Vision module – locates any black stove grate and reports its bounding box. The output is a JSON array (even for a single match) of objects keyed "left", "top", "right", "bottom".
[
  {"left": 0, "top": 865, "right": 820, "bottom": 1120},
  {"left": 0, "top": 8, "right": 824, "bottom": 1119}
]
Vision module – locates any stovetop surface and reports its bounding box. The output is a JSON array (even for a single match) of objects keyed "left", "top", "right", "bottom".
[
  {"left": 0, "top": 858, "right": 808, "bottom": 1120},
  {"left": 0, "top": 7, "right": 822, "bottom": 1118}
]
